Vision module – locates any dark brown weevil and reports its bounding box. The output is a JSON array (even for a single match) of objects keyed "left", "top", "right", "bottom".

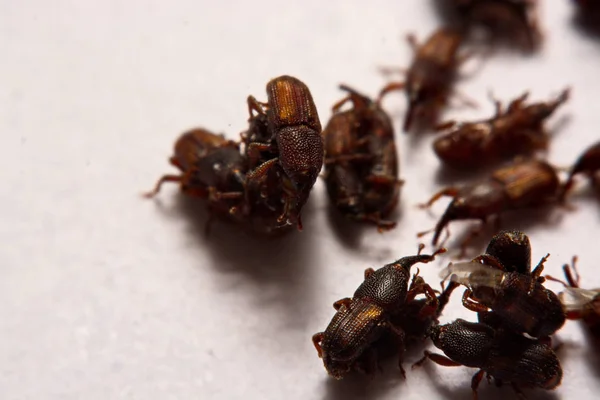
[
  {"left": 419, "top": 159, "right": 560, "bottom": 248},
  {"left": 560, "top": 141, "right": 600, "bottom": 201},
  {"left": 441, "top": 252, "right": 566, "bottom": 338},
  {"left": 312, "top": 246, "right": 446, "bottom": 379},
  {"left": 547, "top": 257, "right": 600, "bottom": 337},
  {"left": 452, "top": 0, "right": 542, "bottom": 50},
  {"left": 433, "top": 88, "right": 570, "bottom": 169},
  {"left": 143, "top": 128, "right": 246, "bottom": 219},
  {"left": 413, "top": 319, "right": 562, "bottom": 399},
  {"left": 322, "top": 85, "right": 402, "bottom": 231},
  {"left": 246, "top": 75, "right": 324, "bottom": 230},
  {"left": 379, "top": 27, "right": 467, "bottom": 132}
]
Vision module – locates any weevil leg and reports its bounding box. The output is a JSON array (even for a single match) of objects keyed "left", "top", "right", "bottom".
[
  {"left": 510, "top": 383, "right": 527, "bottom": 400},
  {"left": 364, "top": 268, "right": 376, "bottom": 279},
  {"left": 531, "top": 253, "right": 550, "bottom": 279},
  {"left": 365, "top": 174, "right": 399, "bottom": 187},
  {"left": 471, "top": 370, "right": 485, "bottom": 400},
  {"left": 369, "top": 216, "right": 398, "bottom": 233},
  {"left": 142, "top": 174, "right": 182, "bottom": 198},
  {"left": 247, "top": 142, "right": 275, "bottom": 168},
  {"left": 412, "top": 351, "right": 462, "bottom": 370},
  {"left": 377, "top": 82, "right": 405, "bottom": 103},
  {"left": 434, "top": 120, "right": 457, "bottom": 132},
  {"left": 507, "top": 92, "right": 530, "bottom": 112},
  {"left": 418, "top": 188, "right": 459, "bottom": 209},
  {"left": 246, "top": 95, "right": 268, "bottom": 118},
  {"left": 385, "top": 322, "right": 407, "bottom": 379},
  {"left": 331, "top": 94, "right": 352, "bottom": 113},
  {"left": 333, "top": 297, "right": 352, "bottom": 311},
  {"left": 437, "top": 281, "right": 460, "bottom": 314},
  {"left": 565, "top": 310, "right": 585, "bottom": 320},
  {"left": 312, "top": 333, "right": 324, "bottom": 358},
  {"left": 410, "top": 271, "right": 424, "bottom": 290},
  {"left": 406, "top": 282, "right": 438, "bottom": 306},
  {"left": 417, "top": 283, "right": 441, "bottom": 318},
  {"left": 208, "top": 187, "right": 244, "bottom": 202},
  {"left": 545, "top": 275, "right": 569, "bottom": 287},
  {"left": 487, "top": 90, "right": 504, "bottom": 117},
  {"left": 355, "top": 347, "right": 380, "bottom": 377},
  {"left": 246, "top": 158, "right": 278, "bottom": 182},
  {"left": 462, "top": 289, "right": 490, "bottom": 313},
  {"left": 565, "top": 256, "right": 580, "bottom": 287}
]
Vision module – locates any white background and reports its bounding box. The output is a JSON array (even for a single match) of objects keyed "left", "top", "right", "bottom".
[{"left": 2, "top": 1, "right": 600, "bottom": 399}]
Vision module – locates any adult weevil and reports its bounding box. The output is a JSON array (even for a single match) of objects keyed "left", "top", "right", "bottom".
[
  {"left": 143, "top": 128, "right": 246, "bottom": 218},
  {"left": 441, "top": 253, "right": 566, "bottom": 338},
  {"left": 414, "top": 319, "right": 562, "bottom": 399},
  {"left": 322, "top": 85, "right": 402, "bottom": 231},
  {"left": 312, "top": 246, "right": 446, "bottom": 379},
  {"left": 379, "top": 27, "right": 468, "bottom": 132},
  {"left": 419, "top": 159, "right": 561, "bottom": 248},
  {"left": 246, "top": 75, "right": 324, "bottom": 229},
  {"left": 433, "top": 88, "right": 570, "bottom": 169},
  {"left": 560, "top": 141, "right": 600, "bottom": 201},
  {"left": 452, "top": 0, "right": 541, "bottom": 50},
  {"left": 547, "top": 257, "right": 600, "bottom": 336}
]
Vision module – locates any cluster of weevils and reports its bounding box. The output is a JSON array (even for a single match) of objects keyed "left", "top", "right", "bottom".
[
  {"left": 312, "top": 230, "right": 598, "bottom": 398},
  {"left": 144, "top": 1, "right": 600, "bottom": 398}
]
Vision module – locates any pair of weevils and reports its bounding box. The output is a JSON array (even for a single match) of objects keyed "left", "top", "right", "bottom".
[
  {"left": 144, "top": 75, "right": 324, "bottom": 234},
  {"left": 313, "top": 230, "right": 600, "bottom": 398}
]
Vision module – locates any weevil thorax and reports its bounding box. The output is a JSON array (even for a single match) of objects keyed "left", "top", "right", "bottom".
[
  {"left": 433, "top": 319, "right": 494, "bottom": 368},
  {"left": 353, "top": 255, "right": 435, "bottom": 311},
  {"left": 353, "top": 264, "right": 409, "bottom": 312}
]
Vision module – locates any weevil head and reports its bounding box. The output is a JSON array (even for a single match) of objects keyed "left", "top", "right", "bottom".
[{"left": 277, "top": 125, "right": 324, "bottom": 196}]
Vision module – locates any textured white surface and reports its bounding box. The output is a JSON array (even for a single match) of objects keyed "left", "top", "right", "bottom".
[{"left": 2, "top": 1, "right": 600, "bottom": 399}]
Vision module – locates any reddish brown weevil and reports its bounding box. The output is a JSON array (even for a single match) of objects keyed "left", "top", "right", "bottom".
[
  {"left": 433, "top": 88, "right": 570, "bottom": 169},
  {"left": 414, "top": 319, "right": 562, "bottom": 399},
  {"left": 442, "top": 250, "right": 565, "bottom": 338},
  {"left": 246, "top": 75, "right": 324, "bottom": 229},
  {"left": 312, "top": 246, "right": 446, "bottom": 379},
  {"left": 547, "top": 257, "right": 600, "bottom": 336},
  {"left": 452, "top": 0, "right": 542, "bottom": 50},
  {"left": 379, "top": 27, "right": 468, "bottom": 132},
  {"left": 322, "top": 85, "right": 402, "bottom": 231},
  {"left": 560, "top": 141, "right": 600, "bottom": 201},
  {"left": 143, "top": 128, "right": 246, "bottom": 219},
  {"left": 419, "top": 159, "right": 561, "bottom": 248}
]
